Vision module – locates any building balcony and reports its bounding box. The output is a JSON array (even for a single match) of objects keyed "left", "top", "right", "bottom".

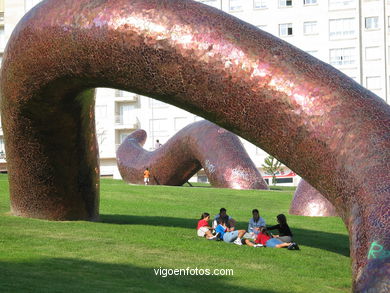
[
  {"left": 0, "top": 152, "right": 7, "bottom": 173},
  {"left": 114, "top": 115, "right": 139, "bottom": 129},
  {"left": 114, "top": 90, "right": 139, "bottom": 102}
]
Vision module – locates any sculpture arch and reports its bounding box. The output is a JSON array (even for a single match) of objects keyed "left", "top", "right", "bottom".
[
  {"left": 117, "top": 120, "right": 268, "bottom": 189},
  {"left": 1, "top": 0, "right": 389, "bottom": 291}
]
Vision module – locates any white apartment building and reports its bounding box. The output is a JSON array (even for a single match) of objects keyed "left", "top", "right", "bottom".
[{"left": 1, "top": 0, "right": 389, "bottom": 186}]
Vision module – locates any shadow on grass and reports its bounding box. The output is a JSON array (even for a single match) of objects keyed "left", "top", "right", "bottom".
[
  {"left": 101, "top": 214, "right": 349, "bottom": 257},
  {"left": 293, "top": 228, "right": 350, "bottom": 257},
  {"left": 0, "top": 258, "right": 277, "bottom": 293}
]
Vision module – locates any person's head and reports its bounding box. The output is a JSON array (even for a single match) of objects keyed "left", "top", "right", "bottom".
[
  {"left": 146, "top": 167, "right": 149, "bottom": 171},
  {"left": 260, "top": 226, "right": 269, "bottom": 236},
  {"left": 217, "top": 217, "right": 227, "bottom": 227},
  {"left": 219, "top": 208, "right": 227, "bottom": 217},
  {"left": 200, "top": 212, "right": 210, "bottom": 220},
  {"left": 277, "top": 214, "right": 287, "bottom": 226},
  {"left": 252, "top": 209, "right": 259, "bottom": 219},
  {"left": 156, "top": 139, "right": 159, "bottom": 143}
]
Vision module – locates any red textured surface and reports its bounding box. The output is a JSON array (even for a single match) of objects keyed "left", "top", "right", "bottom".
[
  {"left": 0, "top": 0, "right": 389, "bottom": 290},
  {"left": 290, "top": 179, "right": 338, "bottom": 217},
  {"left": 117, "top": 120, "right": 268, "bottom": 189}
]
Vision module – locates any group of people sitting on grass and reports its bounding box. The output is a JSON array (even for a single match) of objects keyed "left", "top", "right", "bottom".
[{"left": 196, "top": 208, "right": 299, "bottom": 250}]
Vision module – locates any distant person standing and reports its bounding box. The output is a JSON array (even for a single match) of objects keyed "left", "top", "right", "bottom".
[
  {"left": 155, "top": 139, "right": 162, "bottom": 149},
  {"left": 144, "top": 168, "right": 150, "bottom": 185}
]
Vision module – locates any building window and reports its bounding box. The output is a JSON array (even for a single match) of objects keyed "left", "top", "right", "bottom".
[
  {"left": 194, "top": 115, "right": 204, "bottom": 122},
  {"left": 229, "top": 0, "right": 243, "bottom": 12},
  {"left": 279, "top": 0, "right": 293, "bottom": 7},
  {"left": 329, "top": 18, "right": 355, "bottom": 40},
  {"left": 254, "top": 0, "right": 267, "bottom": 9},
  {"left": 276, "top": 178, "right": 294, "bottom": 184},
  {"left": 255, "top": 147, "right": 264, "bottom": 155},
  {"left": 365, "top": 47, "right": 381, "bottom": 61},
  {"left": 119, "top": 132, "right": 131, "bottom": 143},
  {"left": 115, "top": 102, "right": 137, "bottom": 125},
  {"left": 199, "top": 0, "right": 219, "bottom": 8},
  {"left": 115, "top": 90, "right": 124, "bottom": 97},
  {"left": 0, "top": 137, "right": 4, "bottom": 152},
  {"left": 366, "top": 76, "right": 381, "bottom": 90},
  {"left": 329, "top": 0, "right": 355, "bottom": 9},
  {"left": 303, "top": 21, "right": 318, "bottom": 35},
  {"left": 279, "top": 23, "right": 293, "bottom": 36},
  {"left": 174, "top": 117, "right": 188, "bottom": 131},
  {"left": 365, "top": 17, "right": 379, "bottom": 29},
  {"left": 95, "top": 105, "right": 107, "bottom": 118},
  {"left": 304, "top": 0, "right": 317, "bottom": 5},
  {"left": 257, "top": 25, "right": 267, "bottom": 31},
  {"left": 330, "top": 47, "right": 356, "bottom": 66},
  {"left": 149, "top": 118, "right": 168, "bottom": 138},
  {"left": 306, "top": 50, "right": 319, "bottom": 57},
  {"left": 197, "top": 174, "right": 209, "bottom": 183},
  {"left": 149, "top": 98, "right": 168, "bottom": 108},
  {"left": 0, "top": 26, "right": 4, "bottom": 50}
]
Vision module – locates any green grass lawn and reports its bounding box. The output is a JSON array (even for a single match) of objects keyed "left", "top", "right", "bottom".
[{"left": 0, "top": 174, "right": 351, "bottom": 292}]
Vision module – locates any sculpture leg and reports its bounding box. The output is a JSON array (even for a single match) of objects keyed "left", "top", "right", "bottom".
[
  {"left": 290, "top": 179, "right": 338, "bottom": 217},
  {"left": 3, "top": 88, "right": 99, "bottom": 220}
]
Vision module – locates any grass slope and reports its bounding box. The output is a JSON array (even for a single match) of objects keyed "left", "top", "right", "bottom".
[{"left": 0, "top": 175, "right": 351, "bottom": 292}]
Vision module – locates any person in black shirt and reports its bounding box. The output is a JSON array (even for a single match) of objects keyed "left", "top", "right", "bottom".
[
  {"left": 212, "top": 208, "right": 236, "bottom": 230},
  {"left": 267, "top": 214, "right": 293, "bottom": 243}
]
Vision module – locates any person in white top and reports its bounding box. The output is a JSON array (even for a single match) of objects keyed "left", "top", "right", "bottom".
[
  {"left": 248, "top": 209, "right": 266, "bottom": 235},
  {"left": 155, "top": 139, "right": 162, "bottom": 149}
]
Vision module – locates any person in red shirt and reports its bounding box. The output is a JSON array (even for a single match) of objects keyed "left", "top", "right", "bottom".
[
  {"left": 255, "top": 227, "right": 299, "bottom": 250},
  {"left": 197, "top": 213, "right": 218, "bottom": 240}
]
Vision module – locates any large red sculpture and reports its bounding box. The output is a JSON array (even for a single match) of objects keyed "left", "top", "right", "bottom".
[
  {"left": 117, "top": 120, "right": 268, "bottom": 189},
  {"left": 290, "top": 179, "right": 338, "bottom": 217},
  {"left": 1, "top": 0, "right": 389, "bottom": 291}
]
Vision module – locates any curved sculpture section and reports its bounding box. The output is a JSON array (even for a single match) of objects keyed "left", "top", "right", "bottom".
[
  {"left": 290, "top": 179, "right": 338, "bottom": 217},
  {"left": 1, "top": 0, "right": 389, "bottom": 290},
  {"left": 117, "top": 120, "right": 268, "bottom": 189}
]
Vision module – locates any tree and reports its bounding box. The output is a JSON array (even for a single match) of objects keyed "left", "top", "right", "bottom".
[
  {"left": 262, "top": 155, "right": 283, "bottom": 185},
  {"left": 95, "top": 121, "right": 107, "bottom": 155}
]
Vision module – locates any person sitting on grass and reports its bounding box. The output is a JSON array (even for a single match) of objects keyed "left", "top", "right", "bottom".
[
  {"left": 215, "top": 218, "right": 246, "bottom": 245},
  {"left": 197, "top": 213, "right": 218, "bottom": 240},
  {"left": 266, "top": 214, "right": 293, "bottom": 243},
  {"left": 212, "top": 208, "right": 237, "bottom": 230},
  {"left": 248, "top": 208, "right": 266, "bottom": 236},
  {"left": 255, "top": 227, "right": 299, "bottom": 250}
]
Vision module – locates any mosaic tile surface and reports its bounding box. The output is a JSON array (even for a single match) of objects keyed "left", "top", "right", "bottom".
[
  {"left": 1, "top": 0, "right": 389, "bottom": 291},
  {"left": 117, "top": 120, "right": 268, "bottom": 189},
  {"left": 290, "top": 179, "right": 338, "bottom": 217}
]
